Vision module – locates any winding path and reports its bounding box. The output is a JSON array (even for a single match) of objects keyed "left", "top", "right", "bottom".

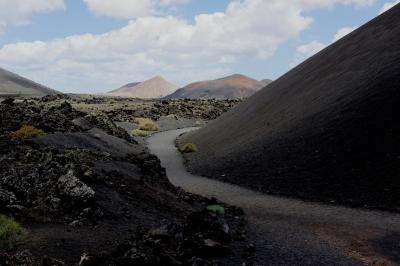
[{"left": 148, "top": 128, "right": 400, "bottom": 265}]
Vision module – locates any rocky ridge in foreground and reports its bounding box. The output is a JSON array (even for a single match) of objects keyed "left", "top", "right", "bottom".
[{"left": 0, "top": 97, "right": 252, "bottom": 265}]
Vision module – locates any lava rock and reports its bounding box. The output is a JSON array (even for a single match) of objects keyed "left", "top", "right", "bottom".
[
  {"left": 0, "top": 188, "right": 17, "bottom": 207},
  {"left": 58, "top": 170, "right": 95, "bottom": 201},
  {"left": 1, "top": 98, "right": 15, "bottom": 105}
]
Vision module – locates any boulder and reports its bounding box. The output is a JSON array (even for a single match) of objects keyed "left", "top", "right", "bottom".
[
  {"left": 0, "top": 188, "right": 16, "bottom": 207},
  {"left": 1, "top": 98, "right": 15, "bottom": 105},
  {"left": 58, "top": 170, "right": 95, "bottom": 201}
]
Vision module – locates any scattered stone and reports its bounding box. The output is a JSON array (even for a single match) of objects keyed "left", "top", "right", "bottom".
[
  {"left": 69, "top": 220, "right": 83, "bottom": 227},
  {"left": 58, "top": 170, "right": 95, "bottom": 201},
  {"left": 81, "top": 208, "right": 91, "bottom": 216},
  {"left": 42, "top": 256, "right": 65, "bottom": 266},
  {"left": 0, "top": 250, "right": 34, "bottom": 265},
  {"left": 0, "top": 188, "right": 16, "bottom": 207},
  {"left": 149, "top": 226, "right": 170, "bottom": 239},
  {"left": 50, "top": 197, "right": 61, "bottom": 209},
  {"left": 6, "top": 205, "right": 26, "bottom": 213},
  {"left": 78, "top": 253, "right": 97, "bottom": 266},
  {"left": 246, "top": 244, "right": 255, "bottom": 253}
]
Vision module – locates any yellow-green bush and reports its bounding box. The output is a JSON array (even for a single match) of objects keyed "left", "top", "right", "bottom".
[
  {"left": 133, "top": 118, "right": 160, "bottom": 131},
  {"left": 131, "top": 129, "right": 150, "bottom": 137},
  {"left": 139, "top": 122, "right": 160, "bottom": 131},
  {"left": 10, "top": 125, "right": 46, "bottom": 140},
  {"left": 0, "top": 215, "right": 25, "bottom": 250},
  {"left": 133, "top": 117, "right": 150, "bottom": 124},
  {"left": 180, "top": 143, "right": 198, "bottom": 153}
]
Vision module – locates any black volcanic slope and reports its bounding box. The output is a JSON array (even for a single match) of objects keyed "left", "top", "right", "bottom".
[
  {"left": 181, "top": 5, "right": 400, "bottom": 210},
  {"left": 0, "top": 67, "right": 59, "bottom": 96}
]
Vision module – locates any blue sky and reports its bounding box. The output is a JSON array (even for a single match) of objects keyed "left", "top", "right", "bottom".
[{"left": 0, "top": 0, "right": 398, "bottom": 93}]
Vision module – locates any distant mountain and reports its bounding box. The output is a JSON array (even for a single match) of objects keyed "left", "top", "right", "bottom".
[
  {"left": 108, "top": 82, "right": 140, "bottom": 93},
  {"left": 108, "top": 76, "right": 177, "bottom": 99},
  {"left": 260, "top": 79, "right": 273, "bottom": 87},
  {"left": 0, "top": 67, "right": 59, "bottom": 96},
  {"left": 165, "top": 74, "right": 267, "bottom": 99}
]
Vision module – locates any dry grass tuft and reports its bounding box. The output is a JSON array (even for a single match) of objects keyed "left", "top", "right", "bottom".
[
  {"left": 180, "top": 143, "right": 198, "bottom": 153},
  {"left": 10, "top": 125, "right": 46, "bottom": 140},
  {"left": 133, "top": 118, "right": 160, "bottom": 131},
  {"left": 132, "top": 129, "right": 150, "bottom": 137}
]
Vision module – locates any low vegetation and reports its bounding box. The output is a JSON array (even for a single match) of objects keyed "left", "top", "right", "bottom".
[
  {"left": 207, "top": 205, "right": 225, "bottom": 215},
  {"left": 180, "top": 143, "right": 198, "bottom": 153},
  {"left": 10, "top": 125, "right": 46, "bottom": 140},
  {"left": 0, "top": 215, "right": 25, "bottom": 250},
  {"left": 133, "top": 117, "right": 160, "bottom": 131},
  {"left": 132, "top": 129, "right": 150, "bottom": 137}
]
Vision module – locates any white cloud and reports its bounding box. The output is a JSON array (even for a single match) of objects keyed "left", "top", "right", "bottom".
[
  {"left": 159, "top": 0, "right": 189, "bottom": 6},
  {"left": 291, "top": 25, "right": 358, "bottom": 67},
  {"left": 0, "top": 0, "right": 373, "bottom": 92},
  {"left": 83, "top": 0, "right": 376, "bottom": 19},
  {"left": 379, "top": 0, "right": 399, "bottom": 14},
  {"left": 83, "top": 0, "right": 153, "bottom": 19},
  {"left": 332, "top": 26, "right": 358, "bottom": 42},
  {"left": 83, "top": 0, "right": 189, "bottom": 19},
  {"left": 0, "top": 0, "right": 65, "bottom": 34},
  {"left": 293, "top": 0, "right": 376, "bottom": 10},
  {"left": 296, "top": 40, "right": 326, "bottom": 58}
]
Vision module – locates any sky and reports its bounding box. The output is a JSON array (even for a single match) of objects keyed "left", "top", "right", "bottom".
[{"left": 0, "top": 0, "right": 398, "bottom": 93}]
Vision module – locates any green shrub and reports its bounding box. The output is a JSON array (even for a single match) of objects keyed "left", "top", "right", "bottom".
[
  {"left": 133, "top": 118, "right": 160, "bottom": 131},
  {"left": 0, "top": 215, "right": 25, "bottom": 250},
  {"left": 132, "top": 129, "right": 150, "bottom": 137},
  {"left": 180, "top": 143, "right": 198, "bottom": 153},
  {"left": 207, "top": 205, "right": 225, "bottom": 215},
  {"left": 10, "top": 125, "right": 46, "bottom": 140}
]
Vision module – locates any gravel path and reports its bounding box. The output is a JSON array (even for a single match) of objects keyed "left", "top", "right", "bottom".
[{"left": 148, "top": 128, "right": 400, "bottom": 266}]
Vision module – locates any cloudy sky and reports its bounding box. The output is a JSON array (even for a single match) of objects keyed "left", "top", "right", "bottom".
[{"left": 0, "top": 0, "right": 398, "bottom": 93}]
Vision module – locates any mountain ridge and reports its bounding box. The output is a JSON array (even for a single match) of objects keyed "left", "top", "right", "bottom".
[
  {"left": 0, "top": 67, "right": 59, "bottom": 96},
  {"left": 165, "top": 74, "right": 269, "bottom": 99},
  {"left": 108, "top": 76, "right": 177, "bottom": 99}
]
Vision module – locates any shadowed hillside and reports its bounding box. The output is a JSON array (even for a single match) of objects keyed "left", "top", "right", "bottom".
[
  {"left": 0, "top": 67, "right": 59, "bottom": 96},
  {"left": 108, "top": 82, "right": 140, "bottom": 93},
  {"left": 166, "top": 74, "right": 267, "bottom": 99},
  {"left": 181, "top": 5, "right": 400, "bottom": 210}
]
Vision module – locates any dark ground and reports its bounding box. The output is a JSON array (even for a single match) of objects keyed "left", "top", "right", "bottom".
[
  {"left": 150, "top": 128, "right": 400, "bottom": 266},
  {"left": 181, "top": 5, "right": 400, "bottom": 211},
  {"left": 0, "top": 97, "right": 251, "bottom": 265}
]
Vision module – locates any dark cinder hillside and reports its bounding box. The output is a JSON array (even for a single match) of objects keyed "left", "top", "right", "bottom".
[
  {"left": 0, "top": 67, "right": 59, "bottom": 96},
  {"left": 181, "top": 4, "right": 400, "bottom": 210}
]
